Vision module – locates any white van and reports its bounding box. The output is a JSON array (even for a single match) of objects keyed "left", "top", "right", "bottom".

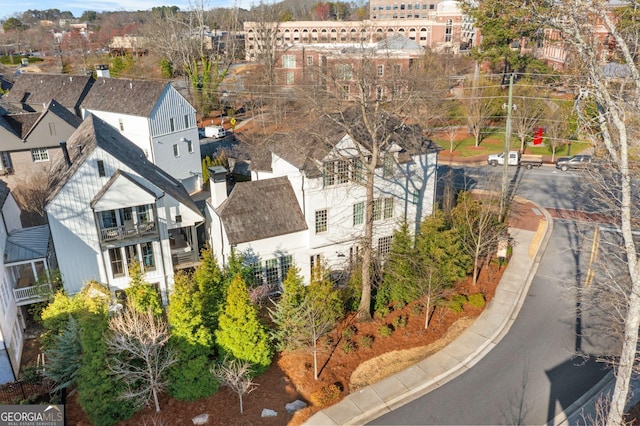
[{"left": 202, "top": 126, "right": 226, "bottom": 139}]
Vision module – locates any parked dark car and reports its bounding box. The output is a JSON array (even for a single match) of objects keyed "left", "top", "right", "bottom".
[{"left": 556, "top": 154, "right": 592, "bottom": 171}]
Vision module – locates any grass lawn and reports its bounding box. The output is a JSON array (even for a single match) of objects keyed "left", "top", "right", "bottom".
[{"left": 433, "top": 128, "right": 592, "bottom": 158}]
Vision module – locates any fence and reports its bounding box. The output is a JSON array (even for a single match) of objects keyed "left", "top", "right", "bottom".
[{"left": 0, "top": 378, "right": 53, "bottom": 404}]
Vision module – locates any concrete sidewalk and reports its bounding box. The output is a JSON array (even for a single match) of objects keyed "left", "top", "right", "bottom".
[{"left": 305, "top": 200, "right": 553, "bottom": 425}]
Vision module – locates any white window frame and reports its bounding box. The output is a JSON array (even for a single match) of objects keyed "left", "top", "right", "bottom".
[
  {"left": 282, "top": 54, "right": 296, "bottom": 68},
  {"left": 31, "top": 148, "right": 49, "bottom": 162},
  {"left": 315, "top": 209, "right": 328, "bottom": 233}
]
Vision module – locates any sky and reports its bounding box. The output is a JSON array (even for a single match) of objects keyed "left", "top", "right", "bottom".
[{"left": 0, "top": 0, "right": 267, "bottom": 20}]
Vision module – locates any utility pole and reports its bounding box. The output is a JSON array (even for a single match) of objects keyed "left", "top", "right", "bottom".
[{"left": 500, "top": 73, "right": 515, "bottom": 223}]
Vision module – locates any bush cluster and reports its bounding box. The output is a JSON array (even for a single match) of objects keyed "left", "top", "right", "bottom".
[
  {"left": 467, "top": 293, "right": 486, "bottom": 308},
  {"left": 310, "top": 383, "right": 342, "bottom": 406},
  {"left": 358, "top": 335, "right": 374, "bottom": 349},
  {"left": 379, "top": 324, "right": 393, "bottom": 337}
]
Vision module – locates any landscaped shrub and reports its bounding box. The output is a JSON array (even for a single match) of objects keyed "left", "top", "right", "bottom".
[
  {"left": 393, "top": 315, "right": 408, "bottom": 329},
  {"left": 375, "top": 305, "right": 390, "bottom": 319},
  {"left": 379, "top": 324, "right": 393, "bottom": 337},
  {"left": 358, "top": 335, "right": 374, "bottom": 349},
  {"left": 467, "top": 293, "right": 486, "bottom": 308},
  {"left": 341, "top": 340, "right": 355, "bottom": 354},
  {"left": 342, "top": 325, "right": 357, "bottom": 340},
  {"left": 445, "top": 294, "right": 468, "bottom": 313},
  {"left": 310, "top": 383, "right": 342, "bottom": 406}
]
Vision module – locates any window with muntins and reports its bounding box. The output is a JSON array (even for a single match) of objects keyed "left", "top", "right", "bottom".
[
  {"left": 31, "top": 148, "right": 49, "bottom": 162},
  {"left": 377, "top": 64, "right": 384, "bottom": 76},
  {"left": 373, "top": 199, "right": 383, "bottom": 221},
  {"left": 97, "top": 160, "right": 105, "bottom": 177},
  {"left": 384, "top": 197, "right": 394, "bottom": 219},
  {"left": 378, "top": 236, "right": 393, "bottom": 258},
  {"left": 353, "top": 202, "right": 364, "bottom": 226},
  {"left": 283, "top": 55, "right": 296, "bottom": 68},
  {"left": 109, "top": 248, "right": 124, "bottom": 277},
  {"left": 142, "top": 242, "right": 155, "bottom": 270},
  {"left": 315, "top": 209, "right": 328, "bottom": 233},
  {"left": 307, "top": 55, "right": 314, "bottom": 65}
]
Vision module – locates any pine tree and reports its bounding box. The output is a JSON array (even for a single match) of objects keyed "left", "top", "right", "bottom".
[
  {"left": 193, "top": 246, "right": 226, "bottom": 333},
  {"left": 377, "top": 221, "right": 417, "bottom": 310},
  {"left": 269, "top": 266, "right": 308, "bottom": 351},
  {"left": 125, "top": 262, "right": 162, "bottom": 316},
  {"left": 44, "top": 316, "right": 81, "bottom": 392},
  {"left": 166, "top": 272, "right": 218, "bottom": 400},
  {"left": 215, "top": 275, "right": 272, "bottom": 374}
]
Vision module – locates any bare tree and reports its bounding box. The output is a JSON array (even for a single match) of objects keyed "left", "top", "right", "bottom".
[
  {"left": 106, "top": 309, "right": 177, "bottom": 413},
  {"left": 210, "top": 358, "right": 257, "bottom": 414},
  {"left": 12, "top": 168, "right": 52, "bottom": 225},
  {"left": 542, "top": 101, "right": 571, "bottom": 162},
  {"left": 532, "top": 2, "right": 640, "bottom": 422},
  {"left": 461, "top": 65, "right": 502, "bottom": 147},
  {"left": 451, "top": 191, "right": 507, "bottom": 286},
  {"left": 511, "top": 80, "right": 547, "bottom": 153}
]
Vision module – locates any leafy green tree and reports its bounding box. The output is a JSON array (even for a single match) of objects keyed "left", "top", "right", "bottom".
[
  {"left": 3, "top": 18, "right": 24, "bottom": 32},
  {"left": 77, "top": 311, "right": 136, "bottom": 426},
  {"left": 166, "top": 271, "right": 219, "bottom": 401},
  {"left": 159, "top": 57, "right": 173, "bottom": 78},
  {"left": 124, "top": 262, "right": 162, "bottom": 316},
  {"left": 215, "top": 275, "right": 272, "bottom": 374}
]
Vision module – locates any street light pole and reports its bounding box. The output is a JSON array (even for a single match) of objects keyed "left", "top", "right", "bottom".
[{"left": 500, "top": 73, "right": 515, "bottom": 223}]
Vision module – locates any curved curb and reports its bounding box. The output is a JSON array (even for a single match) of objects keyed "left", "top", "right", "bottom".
[{"left": 305, "top": 197, "right": 554, "bottom": 426}]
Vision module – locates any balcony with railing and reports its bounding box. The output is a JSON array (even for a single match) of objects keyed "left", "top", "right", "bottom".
[
  {"left": 99, "top": 221, "right": 157, "bottom": 243},
  {"left": 13, "top": 283, "right": 53, "bottom": 306}
]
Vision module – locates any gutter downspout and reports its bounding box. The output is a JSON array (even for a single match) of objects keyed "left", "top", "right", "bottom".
[{"left": 156, "top": 194, "right": 169, "bottom": 305}]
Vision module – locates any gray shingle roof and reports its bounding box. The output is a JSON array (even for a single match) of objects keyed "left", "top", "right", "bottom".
[
  {"left": 0, "top": 180, "right": 9, "bottom": 209},
  {"left": 80, "top": 78, "right": 168, "bottom": 116},
  {"left": 249, "top": 110, "right": 440, "bottom": 176},
  {"left": 4, "top": 73, "right": 93, "bottom": 112},
  {"left": 217, "top": 176, "right": 308, "bottom": 245},
  {"left": 5, "top": 225, "right": 50, "bottom": 263},
  {"left": 45, "top": 114, "right": 202, "bottom": 218}
]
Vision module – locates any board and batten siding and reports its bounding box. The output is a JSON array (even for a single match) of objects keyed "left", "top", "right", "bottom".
[{"left": 148, "top": 85, "right": 197, "bottom": 137}]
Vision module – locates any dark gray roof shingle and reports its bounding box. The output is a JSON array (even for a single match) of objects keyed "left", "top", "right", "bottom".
[
  {"left": 80, "top": 78, "right": 168, "bottom": 116},
  {"left": 45, "top": 114, "right": 202, "bottom": 217},
  {"left": 217, "top": 176, "right": 308, "bottom": 245},
  {"left": 5, "top": 73, "right": 93, "bottom": 112}
]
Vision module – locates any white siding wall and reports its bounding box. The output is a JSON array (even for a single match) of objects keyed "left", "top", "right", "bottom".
[
  {"left": 0, "top": 209, "right": 20, "bottom": 383},
  {"left": 46, "top": 148, "right": 203, "bottom": 295},
  {"left": 82, "top": 110, "right": 152, "bottom": 158},
  {"left": 149, "top": 86, "right": 202, "bottom": 191}
]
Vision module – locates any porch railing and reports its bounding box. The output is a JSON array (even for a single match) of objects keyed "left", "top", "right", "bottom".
[
  {"left": 13, "top": 283, "right": 53, "bottom": 305},
  {"left": 99, "top": 222, "right": 156, "bottom": 242}
]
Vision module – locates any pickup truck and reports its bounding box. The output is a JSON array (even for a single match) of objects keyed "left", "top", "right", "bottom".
[
  {"left": 555, "top": 154, "right": 592, "bottom": 171},
  {"left": 487, "top": 151, "right": 543, "bottom": 169}
]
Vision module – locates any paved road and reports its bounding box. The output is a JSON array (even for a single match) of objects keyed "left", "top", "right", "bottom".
[{"left": 370, "top": 165, "right": 612, "bottom": 425}]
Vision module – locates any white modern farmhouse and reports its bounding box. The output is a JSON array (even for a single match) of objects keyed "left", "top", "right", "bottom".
[
  {"left": 206, "top": 116, "right": 439, "bottom": 289},
  {"left": 80, "top": 78, "right": 203, "bottom": 194},
  {"left": 45, "top": 115, "right": 204, "bottom": 303}
]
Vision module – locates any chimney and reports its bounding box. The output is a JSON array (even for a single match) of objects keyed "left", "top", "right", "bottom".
[
  {"left": 209, "top": 166, "right": 228, "bottom": 208},
  {"left": 60, "top": 141, "right": 71, "bottom": 167},
  {"left": 96, "top": 64, "right": 110, "bottom": 78}
]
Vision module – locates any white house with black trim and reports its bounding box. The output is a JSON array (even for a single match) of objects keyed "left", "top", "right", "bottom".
[
  {"left": 206, "top": 115, "right": 439, "bottom": 288},
  {"left": 45, "top": 115, "right": 204, "bottom": 303},
  {"left": 80, "top": 78, "right": 203, "bottom": 194}
]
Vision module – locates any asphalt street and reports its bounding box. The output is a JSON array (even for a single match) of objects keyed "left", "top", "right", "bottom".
[{"left": 369, "top": 166, "right": 612, "bottom": 425}]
